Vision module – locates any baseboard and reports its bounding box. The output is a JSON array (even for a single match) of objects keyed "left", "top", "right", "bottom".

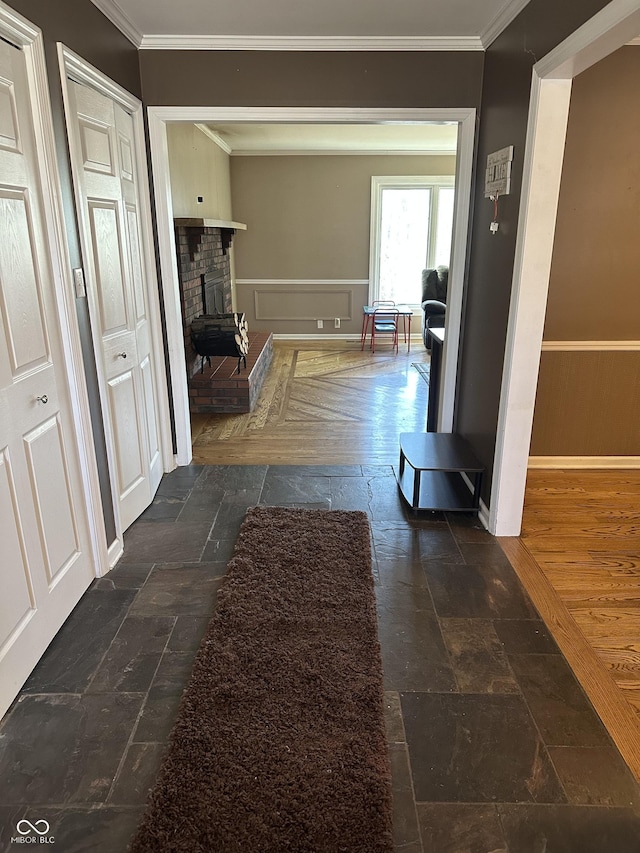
[
  {"left": 528, "top": 455, "right": 640, "bottom": 469},
  {"left": 478, "top": 498, "right": 490, "bottom": 531},
  {"left": 272, "top": 333, "right": 424, "bottom": 342},
  {"left": 107, "top": 536, "right": 124, "bottom": 570}
]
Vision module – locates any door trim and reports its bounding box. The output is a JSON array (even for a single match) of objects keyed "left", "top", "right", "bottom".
[
  {"left": 490, "top": 0, "right": 640, "bottom": 536},
  {"left": 0, "top": 1, "right": 107, "bottom": 576},
  {"left": 57, "top": 44, "right": 174, "bottom": 556},
  {"left": 147, "top": 106, "right": 476, "bottom": 461}
]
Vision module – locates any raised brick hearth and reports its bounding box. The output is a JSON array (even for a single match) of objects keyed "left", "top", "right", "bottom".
[{"left": 189, "top": 332, "right": 273, "bottom": 414}]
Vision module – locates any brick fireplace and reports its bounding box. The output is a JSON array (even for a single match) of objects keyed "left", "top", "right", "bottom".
[
  {"left": 174, "top": 218, "right": 274, "bottom": 414},
  {"left": 174, "top": 222, "right": 233, "bottom": 378}
]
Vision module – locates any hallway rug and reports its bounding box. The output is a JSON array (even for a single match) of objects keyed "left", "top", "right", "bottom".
[{"left": 130, "top": 506, "right": 393, "bottom": 853}]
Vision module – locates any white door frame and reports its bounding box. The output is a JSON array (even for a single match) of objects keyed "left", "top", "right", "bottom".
[
  {"left": 491, "top": 0, "right": 640, "bottom": 535},
  {"left": 58, "top": 44, "right": 174, "bottom": 562},
  {"left": 0, "top": 2, "right": 107, "bottom": 575},
  {"left": 147, "top": 106, "right": 477, "bottom": 464}
]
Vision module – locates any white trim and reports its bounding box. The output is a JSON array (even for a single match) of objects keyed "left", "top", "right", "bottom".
[
  {"left": 0, "top": 4, "right": 109, "bottom": 576},
  {"left": 230, "top": 148, "right": 457, "bottom": 157},
  {"left": 274, "top": 333, "right": 374, "bottom": 341},
  {"left": 237, "top": 279, "right": 369, "bottom": 286},
  {"left": 528, "top": 456, "right": 640, "bottom": 469},
  {"left": 491, "top": 0, "right": 640, "bottom": 537},
  {"left": 195, "top": 123, "right": 232, "bottom": 155},
  {"left": 490, "top": 74, "right": 572, "bottom": 537},
  {"left": 149, "top": 107, "right": 477, "bottom": 124},
  {"left": 89, "top": 0, "right": 142, "bottom": 47},
  {"left": 107, "top": 536, "right": 124, "bottom": 568},
  {"left": 536, "top": 0, "right": 640, "bottom": 79},
  {"left": 58, "top": 45, "right": 176, "bottom": 533},
  {"left": 139, "top": 34, "right": 484, "bottom": 51},
  {"left": 628, "top": 36, "right": 640, "bottom": 44},
  {"left": 478, "top": 497, "right": 491, "bottom": 531},
  {"left": 439, "top": 114, "right": 475, "bottom": 432},
  {"left": 480, "top": 0, "right": 531, "bottom": 48},
  {"left": 148, "top": 106, "right": 476, "bottom": 456},
  {"left": 541, "top": 340, "right": 640, "bottom": 351}
]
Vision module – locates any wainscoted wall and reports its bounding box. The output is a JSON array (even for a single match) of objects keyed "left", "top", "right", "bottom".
[
  {"left": 235, "top": 280, "right": 369, "bottom": 337},
  {"left": 529, "top": 47, "right": 640, "bottom": 466},
  {"left": 530, "top": 345, "right": 640, "bottom": 460}
]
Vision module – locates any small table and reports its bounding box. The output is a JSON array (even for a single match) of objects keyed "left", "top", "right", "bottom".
[
  {"left": 397, "top": 432, "right": 484, "bottom": 512},
  {"left": 361, "top": 304, "right": 413, "bottom": 352}
]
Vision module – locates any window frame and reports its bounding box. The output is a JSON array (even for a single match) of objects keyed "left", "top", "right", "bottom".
[{"left": 369, "top": 175, "right": 455, "bottom": 306}]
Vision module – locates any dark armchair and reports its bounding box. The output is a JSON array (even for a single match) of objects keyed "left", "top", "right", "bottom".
[{"left": 421, "top": 266, "right": 448, "bottom": 349}]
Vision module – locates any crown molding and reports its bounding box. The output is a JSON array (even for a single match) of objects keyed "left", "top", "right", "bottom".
[
  {"left": 231, "top": 147, "right": 456, "bottom": 156},
  {"left": 139, "top": 34, "right": 484, "bottom": 51},
  {"left": 90, "top": 0, "right": 142, "bottom": 46},
  {"left": 195, "top": 123, "right": 232, "bottom": 154},
  {"left": 480, "top": 0, "right": 531, "bottom": 48},
  {"left": 628, "top": 36, "right": 640, "bottom": 44}
]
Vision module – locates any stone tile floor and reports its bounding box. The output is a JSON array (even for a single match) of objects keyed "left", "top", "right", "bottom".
[{"left": 1, "top": 464, "right": 639, "bottom": 852}]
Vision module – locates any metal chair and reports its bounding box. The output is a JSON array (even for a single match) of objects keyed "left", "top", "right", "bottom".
[{"left": 370, "top": 307, "right": 399, "bottom": 353}]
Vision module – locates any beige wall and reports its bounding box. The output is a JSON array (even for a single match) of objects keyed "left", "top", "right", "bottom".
[
  {"left": 231, "top": 154, "right": 456, "bottom": 280},
  {"left": 167, "top": 125, "right": 232, "bottom": 220},
  {"left": 530, "top": 47, "right": 640, "bottom": 458},
  {"left": 230, "top": 154, "right": 455, "bottom": 335}
]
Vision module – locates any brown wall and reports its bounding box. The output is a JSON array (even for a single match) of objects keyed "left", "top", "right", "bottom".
[
  {"left": 530, "top": 46, "right": 640, "bottom": 458},
  {"left": 531, "top": 351, "right": 640, "bottom": 455},
  {"left": 544, "top": 47, "right": 640, "bottom": 342},
  {"left": 139, "top": 51, "right": 484, "bottom": 108},
  {"left": 8, "top": 0, "right": 142, "bottom": 542},
  {"left": 454, "top": 0, "right": 612, "bottom": 502}
]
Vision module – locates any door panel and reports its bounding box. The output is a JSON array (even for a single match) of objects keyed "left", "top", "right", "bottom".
[
  {"left": 89, "top": 201, "right": 128, "bottom": 334},
  {"left": 0, "top": 36, "right": 95, "bottom": 717},
  {"left": 23, "top": 415, "right": 80, "bottom": 584},
  {"left": 68, "top": 80, "right": 163, "bottom": 530},
  {"left": 0, "top": 190, "right": 49, "bottom": 372}
]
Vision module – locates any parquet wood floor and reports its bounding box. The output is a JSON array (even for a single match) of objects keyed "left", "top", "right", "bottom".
[
  {"left": 501, "top": 469, "right": 640, "bottom": 780},
  {"left": 191, "top": 339, "right": 430, "bottom": 465}
]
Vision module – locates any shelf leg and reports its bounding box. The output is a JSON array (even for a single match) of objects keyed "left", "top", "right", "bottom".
[{"left": 412, "top": 469, "right": 420, "bottom": 508}]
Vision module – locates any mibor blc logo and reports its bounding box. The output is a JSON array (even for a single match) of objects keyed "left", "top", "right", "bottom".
[{"left": 10, "top": 820, "right": 55, "bottom": 844}]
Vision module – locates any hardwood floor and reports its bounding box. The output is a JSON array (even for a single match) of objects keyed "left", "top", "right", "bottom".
[
  {"left": 502, "top": 469, "right": 640, "bottom": 780},
  {"left": 191, "top": 339, "right": 430, "bottom": 465}
]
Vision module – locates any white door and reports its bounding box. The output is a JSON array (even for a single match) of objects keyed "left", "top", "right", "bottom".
[
  {"left": 0, "top": 38, "right": 95, "bottom": 717},
  {"left": 67, "top": 81, "right": 162, "bottom": 532}
]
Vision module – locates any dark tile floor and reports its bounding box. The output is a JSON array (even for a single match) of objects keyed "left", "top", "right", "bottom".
[{"left": 1, "top": 464, "right": 639, "bottom": 852}]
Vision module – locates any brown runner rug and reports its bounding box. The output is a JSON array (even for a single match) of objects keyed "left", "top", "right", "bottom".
[{"left": 130, "top": 506, "right": 393, "bottom": 852}]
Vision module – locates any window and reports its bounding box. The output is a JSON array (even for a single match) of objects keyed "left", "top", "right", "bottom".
[{"left": 369, "top": 176, "right": 455, "bottom": 305}]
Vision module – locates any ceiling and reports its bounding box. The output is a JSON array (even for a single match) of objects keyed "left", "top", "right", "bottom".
[
  {"left": 198, "top": 123, "right": 460, "bottom": 156},
  {"left": 90, "top": 0, "right": 532, "bottom": 50}
]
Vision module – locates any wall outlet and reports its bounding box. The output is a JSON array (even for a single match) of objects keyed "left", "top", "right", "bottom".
[
  {"left": 317, "top": 319, "right": 323, "bottom": 329},
  {"left": 334, "top": 318, "right": 341, "bottom": 329}
]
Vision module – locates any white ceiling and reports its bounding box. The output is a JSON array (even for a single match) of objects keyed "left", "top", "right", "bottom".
[
  {"left": 199, "top": 122, "right": 460, "bottom": 156},
  {"left": 90, "top": 0, "right": 532, "bottom": 50}
]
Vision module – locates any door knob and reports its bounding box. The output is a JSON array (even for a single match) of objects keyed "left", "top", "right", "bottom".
[
  {"left": 117, "top": 352, "right": 128, "bottom": 359},
  {"left": 36, "top": 395, "right": 48, "bottom": 404}
]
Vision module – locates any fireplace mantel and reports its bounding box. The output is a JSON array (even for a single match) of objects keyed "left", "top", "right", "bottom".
[
  {"left": 175, "top": 217, "right": 247, "bottom": 258},
  {"left": 174, "top": 217, "right": 247, "bottom": 230}
]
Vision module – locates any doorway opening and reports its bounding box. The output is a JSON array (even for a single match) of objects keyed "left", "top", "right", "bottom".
[{"left": 147, "top": 108, "right": 477, "bottom": 467}]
